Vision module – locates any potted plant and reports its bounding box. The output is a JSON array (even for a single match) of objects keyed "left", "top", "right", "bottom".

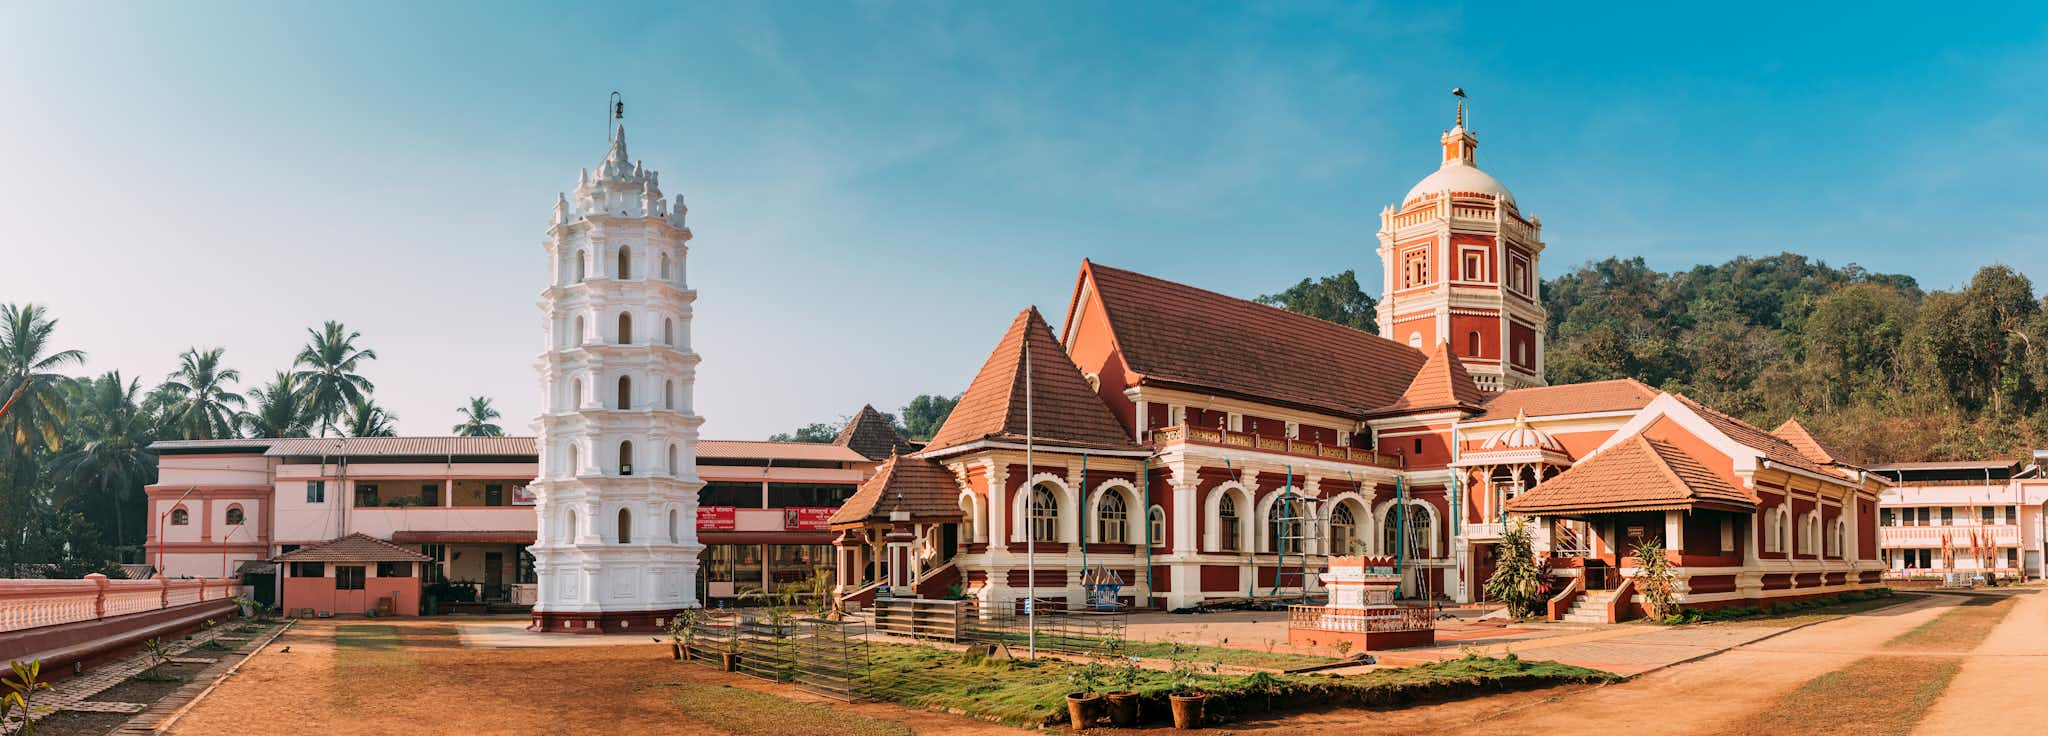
[
  {"left": 1165, "top": 643, "right": 1208, "bottom": 729},
  {"left": 668, "top": 608, "right": 700, "bottom": 661},
  {"left": 1064, "top": 662, "right": 1106, "bottom": 731},
  {"left": 1104, "top": 656, "right": 1141, "bottom": 727},
  {"left": 720, "top": 622, "right": 741, "bottom": 672}
]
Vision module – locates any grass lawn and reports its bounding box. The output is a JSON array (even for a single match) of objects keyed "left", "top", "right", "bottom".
[
  {"left": 1699, "top": 591, "right": 1921, "bottom": 628},
  {"left": 1119, "top": 639, "right": 1336, "bottom": 669},
  {"left": 671, "top": 683, "right": 910, "bottom": 736},
  {"left": 1728, "top": 596, "right": 2015, "bottom": 735},
  {"left": 332, "top": 624, "right": 416, "bottom": 712},
  {"left": 857, "top": 642, "right": 1611, "bottom": 727}
]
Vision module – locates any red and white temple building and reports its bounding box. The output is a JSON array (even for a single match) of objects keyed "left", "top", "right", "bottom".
[{"left": 829, "top": 104, "right": 1889, "bottom": 621}]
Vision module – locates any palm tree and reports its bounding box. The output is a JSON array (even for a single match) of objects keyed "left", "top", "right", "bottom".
[
  {"left": 452, "top": 396, "right": 504, "bottom": 436},
  {"left": 342, "top": 397, "right": 398, "bottom": 437},
  {"left": 50, "top": 372, "right": 154, "bottom": 551},
  {"left": 154, "top": 348, "right": 247, "bottom": 440},
  {"left": 293, "top": 321, "right": 377, "bottom": 436},
  {"left": 241, "top": 371, "right": 313, "bottom": 438},
  {"left": 0, "top": 303, "right": 85, "bottom": 452}
]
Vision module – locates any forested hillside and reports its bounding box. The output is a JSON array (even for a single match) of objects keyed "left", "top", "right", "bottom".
[{"left": 1540, "top": 254, "right": 2047, "bottom": 464}]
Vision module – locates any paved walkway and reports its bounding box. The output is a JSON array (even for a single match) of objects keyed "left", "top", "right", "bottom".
[
  {"left": 452, "top": 617, "right": 653, "bottom": 648},
  {"left": 1912, "top": 589, "right": 2048, "bottom": 735}
]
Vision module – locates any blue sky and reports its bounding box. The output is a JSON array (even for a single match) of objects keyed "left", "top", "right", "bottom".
[{"left": 3, "top": 2, "right": 2046, "bottom": 440}]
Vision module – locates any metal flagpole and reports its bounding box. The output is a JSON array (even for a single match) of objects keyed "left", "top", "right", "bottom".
[{"left": 1025, "top": 326, "right": 1036, "bottom": 659}]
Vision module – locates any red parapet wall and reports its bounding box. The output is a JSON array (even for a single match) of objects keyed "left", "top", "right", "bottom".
[{"left": 0, "top": 575, "right": 241, "bottom": 677}]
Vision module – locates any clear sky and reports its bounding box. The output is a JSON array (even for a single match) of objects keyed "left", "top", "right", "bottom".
[{"left": 3, "top": 3, "right": 2046, "bottom": 440}]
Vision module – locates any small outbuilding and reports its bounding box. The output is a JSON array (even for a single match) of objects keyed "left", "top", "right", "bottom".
[{"left": 273, "top": 533, "right": 431, "bottom": 617}]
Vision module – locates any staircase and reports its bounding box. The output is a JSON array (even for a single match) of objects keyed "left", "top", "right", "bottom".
[{"left": 1560, "top": 589, "right": 1621, "bottom": 623}]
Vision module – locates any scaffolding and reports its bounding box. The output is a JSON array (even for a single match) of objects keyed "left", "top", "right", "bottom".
[{"left": 1267, "top": 465, "right": 1325, "bottom": 602}]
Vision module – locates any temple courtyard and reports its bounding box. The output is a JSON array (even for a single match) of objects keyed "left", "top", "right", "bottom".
[{"left": 110, "top": 587, "right": 2038, "bottom": 735}]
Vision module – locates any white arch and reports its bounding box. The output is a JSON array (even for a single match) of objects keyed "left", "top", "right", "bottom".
[
  {"left": 1323, "top": 491, "right": 1373, "bottom": 555},
  {"left": 561, "top": 506, "right": 580, "bottom": 543},
  {"left": 1086, "top": 478, "right": 1142, "bottom": 545},
  {"left": 1009, "top": 473, "right": 1075, "bottom": 544},
  {"left": 1202, "top": 481, "right": 1254, "bottom": 553},
  {"left": 1374, "top": 497, "right": 1441, "bottom": 559},
  {"left": 1255, "top": 486, "right": 1311, "bottom": 553},
  {"left": 667, "top": 507, "right": 680, "bottom": 544},
  {"left": 1147, "top": 505, "right": 1167, "bottom": 548},
  {"left": 957, "top": 490, "right": 985, "bottom": 544}
]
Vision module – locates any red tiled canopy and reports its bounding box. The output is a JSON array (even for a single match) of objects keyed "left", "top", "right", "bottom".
[
  {"left": 1472, "top": 378, "right": 1660, "bottom": 421},
  {"left": 829, "top": 454, "right": 963, "bottom": 526},
  {"left": 1374, "top": 342, "right": 1486, "bottom": 414},
  {"left": 272, "top": 533, "right": 432, "bottom": 563},
  {"left": 1505, "top": 435, "right": 1755, "bottom": 516}
]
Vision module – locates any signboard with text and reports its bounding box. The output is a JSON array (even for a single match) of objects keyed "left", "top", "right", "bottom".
[
  {"left": 510, "top": 484, "right": 537, "bottom": 506},
  {"left": 783, "top": 507, "right": 835, "bottom": 531},
  {"left": 697, "top": 506, "right": 737, "bottom": 531}
]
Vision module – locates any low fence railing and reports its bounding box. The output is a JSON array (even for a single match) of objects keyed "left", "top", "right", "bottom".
[
  {"left": 1286, "top": 605, "right": 1435, "bottom": 634},
  {"left": 0, "top": 575, "right": 240, "bottom": 633}
]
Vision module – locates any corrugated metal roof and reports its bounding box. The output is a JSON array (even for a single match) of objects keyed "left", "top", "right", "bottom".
[{"left": 698, "top": 440, "right": 866, "bottom": 462}]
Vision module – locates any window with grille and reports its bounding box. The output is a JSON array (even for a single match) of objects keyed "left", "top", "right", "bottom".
[
  {"left": 1096, "top": 490, "right": 1128, "bottom": 544},
  {"left": 1029, "top": 486, "right": 1060, "bottom": 543},
  {"left": 336, "top": 566, "right": 366, "bottom": 590}
]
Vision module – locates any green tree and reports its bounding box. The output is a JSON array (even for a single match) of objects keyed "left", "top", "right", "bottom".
[
  {"left": 241, "top": 371, "right": 314, "bottom": 439},
  {"left": 293, "top": 321, "right": 378, "bottom": 436},
  {"left": 0, "top": 303, "right": 85, "bottom": 575},
  {"left": 153, "top": 348, "right": 247, "bottom": 440},
  {"left": 1255, "top": 271, "right": 1379, "bottom": 333},
  {"left": 768, "top": 423, "right": 838, "bottom": 443},
  {"left": 1805, "top": 283, "right": 1918, "bottom": 408},
  {"left": 342, "top": 397, "right": 398, "bottom": 437},
  {"left": 452, "top": 396, "right": 504, "bottom": 436},
  {"left": 50, "top": 372, "right": 155, "bottom": 552},
  {"left": 897, "top": 393, "right": 958, "bottom": 441},
  {"left": 1482, "top": 518, "right": 1547, "bottom": 618}
]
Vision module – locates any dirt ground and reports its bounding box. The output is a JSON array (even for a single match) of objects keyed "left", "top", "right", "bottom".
[{"left": 167, "top": 619, "right": 1002, "bottom": 736}]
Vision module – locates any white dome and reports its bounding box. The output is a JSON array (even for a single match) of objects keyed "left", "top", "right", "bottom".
[
  {"left": 1481, "top": 414, "right": 1563, "bottom": 452},
  {"left": 1403, "top": 161, "right": 1514, "bottom": 206}
]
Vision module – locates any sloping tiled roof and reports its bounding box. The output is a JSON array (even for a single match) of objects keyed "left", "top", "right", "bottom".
[
  {"left": 1473, "top": 379, "right": 1660, "bottom": 421},
  {"left": 1376, "top": 342, "right": 1487, "bottom": 414},
  {"left": 834, "top": 405, "right": 916, "bottom": 461},
  {"left": 1670, "top": 394, "right": 1833, "bottom": 477},
  {"left": 1771, "top": 419, "right": 1850, "bottom": 466},
  {"left": 922, "top": 307, "right": 1141, "bottom": 455},
  {"left": 272, "top": 533, "right": 432, "bottom": 563},
  {"left": 829, "top": 454, "right": 963, "bottom": 526},
  {"left": 260, "top": 436, "right": 540, "bottom": 458},
  {"left": 1506, "top": 435, "right": 1754, "bottom": 516},
  {"left": 698, "top": 440, "right": 867, "bottom": 463},
  {"left": 1080, "top": 261, "right": 1428, "bottom": 418}
]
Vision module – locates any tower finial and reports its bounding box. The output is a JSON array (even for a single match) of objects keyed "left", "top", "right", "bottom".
[
  {"left": 608, "top": 91, "right": 624, "bottom": 143},
  {"left": 1452, "top": 87, "right": 1467, "bottom": 129}
]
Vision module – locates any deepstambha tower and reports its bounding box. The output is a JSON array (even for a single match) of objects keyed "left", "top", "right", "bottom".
[{"left": 530, "top": 119, "right": 704, "bottom": 632}]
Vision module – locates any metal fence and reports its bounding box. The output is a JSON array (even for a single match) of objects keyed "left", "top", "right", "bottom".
[
  {"left": 960, "top": 601, "right": 1129, "bottom": 656},
  {"left": 682, "top": 609, "right": 869, "bottom": 702}
]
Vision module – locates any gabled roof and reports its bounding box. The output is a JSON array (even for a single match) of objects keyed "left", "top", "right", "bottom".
[
  {"left": 1375, "top": 342, "right": 1486, "bottom": 414},
  {"left": 1505, "top": 434, "right": 1754, "bottom": 516},
  {"left": 828, "top": 453, "right": 962, "bottom": 526},
  {"left": 1670, "top": 394, "right": 1833, "bottom": 477},
  {"left": 272, "top": 533, "right": 432, "bottom": 563},
  {"left": 834, "top": 405, "right": 916, "bottom": 461},
  {"left": 1473, "top": 378, "right": 1659, "bottom": 422},
  {"left": 1074, "top": 261, "right": 1428, "bottom": 418},
  {"left": 1771, "top": 418, "right": 1850, "bottom": 466},
  {"left": 922, "top": 307, "right": 1141, "bottom": 456}
]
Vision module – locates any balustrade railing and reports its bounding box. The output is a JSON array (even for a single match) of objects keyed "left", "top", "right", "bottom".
[
  {"left": 0, "top": 576, "right": 239, "bottom": 633},
  {"left": 1150, "top": 425, "right": 1402, "bottom": 468},
  {"left": 1286, "top": 604, "right": 1434, "bottom": 633}
]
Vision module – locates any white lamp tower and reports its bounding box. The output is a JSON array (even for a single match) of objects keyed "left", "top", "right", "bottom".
[{"left": 530, "top": 104, "right": 703, "bottom": 633}]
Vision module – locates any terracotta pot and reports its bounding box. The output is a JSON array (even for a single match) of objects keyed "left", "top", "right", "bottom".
[
  {"left": 720, "top": 652, "right": 739, "bottom": 672},
  {"left": 1105, "top": 692, "right": 1139, "bottom": 726},
  {"left": 672, "top": 643, "right": 684, "bottom": 661},
  {"left": 1066, "top": 693, "right": 1102, "bottom": 731},
  {"left": 1169, "top": 693, "right": 1206, "bottom": 730}
]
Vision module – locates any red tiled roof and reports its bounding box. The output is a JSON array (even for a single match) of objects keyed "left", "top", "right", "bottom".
[
  {"left": 1671, "top": 394, "right": 1833, "bottom": 477},
  {"left": 1376, "top": 342, "right": 1486, "bottom": 414},
  {"left": 1473, "top": 379, "right": 1660, "bottom": 421},
  {"left": 829, "top": 454, "right": 962, "bottom": 526},
  {"left": 1506, "top": 435, "right": 1754, "bottom": 516},
  {"left": 272, "top": 533, "right": 432, "bottom": 563},
  {"left": 1078, "top": 261, "right": 1428, "bottom": 418},
  {"left": 922, "top": 307, "right": 1141, "bottom": 455},
  {"left": 1771, "top": 418, "right": 1850, "bottom": 466},
  {"left": 698, "top": 440, "right": 867, "bottom": 463},
  {"left": 834, "top": 405, "right": 916, "bottom": 461},
  {"left": 389, "top": 530, "right": 536, "bottom": 545}
]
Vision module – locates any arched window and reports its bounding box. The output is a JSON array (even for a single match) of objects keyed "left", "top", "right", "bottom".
[
  {"left": 1268, "top": 495, "right": 1305, "bottom": 553},
  {"left": 618, "top": 440, "right": 634, "bottom": 475},
  {"left": 170, "top": 507, "right": 189, "bottom": 526},
  {"left": 225, "top": 506, "right": 245, "bottom": 525},
  {"left": 659, "top": 252, "right": 671, "bottom": 280},
  {"left": 666, "top": 444, "right": 677, "bottom": 475},
  {"left": 663, "top": 318, "right": 674, "bottom": 346},
  {"left": 573, "top": 316, "right": 585, "bottom": 345},
  {"left": 567, "top": 443, "right": 580, "bottom": 477},
  {"left": 575, "top": 250, "right": 587, "bottom": 281},
  {"left": 1096, "top": 490, "right": 1128, "bottom": 544},
  {"left": 617, "top": 375, "right": 631, "bottom": 410},
  {"left": 1218, "top": 494, "right": 1241, "bottom": 552},
  {"left": 668, "top": 509, "right": 679, "bottom": 543},
  {"left": 960, "top": 495, "right": 978, "bottom": 542},
  {"left": 1148, "top": 506, "right": 1166, "bottom": 547},
  {"left": 664, "top": 380, "right": 675, "bottom": 410},
  {"left": 1329, "top": 503, "right": 1357, "bottom": 555},
  {"left": 1779, "top": 508, "right": 1793, "bottom": 554},
  {"left": 617, "top": 245, "right": 632, "bottom": 279},
  {"left": 617, "top": 507, "right": 632, "bottom": 543},
  {"left": 565, "top": 508, "right": 580, "bottom": 541},
  {"left": 571, "top": 378, "right": 584, "bottom": 409},
  {"left": 1408, "top": 332, "right": 1423, "bottom": 348},
  {"left": 1383, "top": 503, "right": 1434, "bottom": 558},
  {"left": 617, "top": 313, "right": 633, "bottom": 344},
  {"left": 1028, "top": 485, "right": 1059, "bottom": 543},
  {"left": 1467, "top": 331, "right": 1482, "bottom": 356}
]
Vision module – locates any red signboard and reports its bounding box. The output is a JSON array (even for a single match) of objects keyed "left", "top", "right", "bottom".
[
  {"left": 783, "top": 507, "right": 835, "bottom": 531},
  {"left": 697, "top": 506, "right": 736, "bottom": 531}
]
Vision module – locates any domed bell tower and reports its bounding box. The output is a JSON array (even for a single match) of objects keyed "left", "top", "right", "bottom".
[
  {"left": 1376, "top": 92, "right": 1548, "bottom": 391},
  {"left": 530, "top": 96, "right": 705, "bottom": 633}
]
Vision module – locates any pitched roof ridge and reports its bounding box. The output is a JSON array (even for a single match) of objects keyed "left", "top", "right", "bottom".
[
  {"left": 1085, "top": 259, "right": 1403, "bottom": 341},
  {"left": 921, "top": 306, "right": 1136, "bottom": 455},
  {"left": 1381, "top": 341, "right": 1485, "bottom": 413}
]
